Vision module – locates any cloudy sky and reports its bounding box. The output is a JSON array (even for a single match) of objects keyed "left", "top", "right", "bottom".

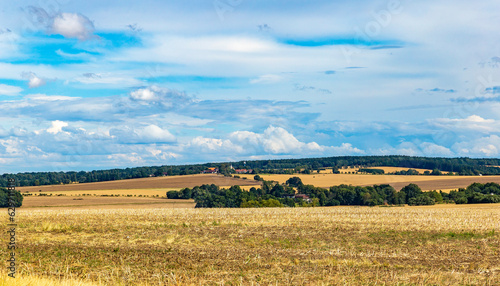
[{"left": 0, "top": 0, "right": 499, "bottom": 172}]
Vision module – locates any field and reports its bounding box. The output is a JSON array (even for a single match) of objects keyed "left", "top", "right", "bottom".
[
  {"left": 21, "top": 196, "right": 195, "bottom": 209},
  {"left": 2, "top": 205, "right": 500, "bottom": 285},
  {"left": 241, "top": 173, "right": 500, "bottom": 191},
  {"left": 17, "top": 174, "right": 260, "bottom": 193},
  {"left": 336, "top": 166, "right": 434, "bottom": 174}
]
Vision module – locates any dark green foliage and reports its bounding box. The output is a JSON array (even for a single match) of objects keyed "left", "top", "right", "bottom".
[
  {"left": 0, "top": 187, "right": 23, "bottom": 207},
  {"left": 441, "top": 182, "right": 500, "bottom": 204},
  {"left": 401, "top": 183, "right": 423, "bottom": 202},
  {"left": 408, "top": 195, "right": 435, "bottom": 206},
  {"left": 253, "top": 175, "right": 263, "bottom": 181},
  {"left": 431, "top": 169, "right": 442, "bottom": 175},
  {"left": 358, "top": 168, "right": 384, "bottom": 174},
  {"left": 286, "top": 176, "right": 303, "bottom": 187},
  {"left": 393, "top": 169, "right": 419, "bottom": 175}
]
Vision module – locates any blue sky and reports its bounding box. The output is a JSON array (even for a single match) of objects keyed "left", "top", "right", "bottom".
[{"left": 0, "top": 0, "right": 499, "bottom": 172}]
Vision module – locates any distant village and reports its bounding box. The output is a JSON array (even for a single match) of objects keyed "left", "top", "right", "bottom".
[{"left": 201, "top": 165, "right": 253, "bottom": 174}]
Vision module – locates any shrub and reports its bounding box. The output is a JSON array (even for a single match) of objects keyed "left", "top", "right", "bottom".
[
  {"left": 408, "top": 194, "right": 435, "bottom": 206},
  {"left": 0, "top": 187, "right": 23, "bottom": 207}
]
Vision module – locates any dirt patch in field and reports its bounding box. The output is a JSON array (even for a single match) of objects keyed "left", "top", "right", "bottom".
[
  {"left": 18, "top": 174, "right": 260, "bottom": 193},
  {"left": 21, "top": 196, "right": 195, "bottom": 208}
]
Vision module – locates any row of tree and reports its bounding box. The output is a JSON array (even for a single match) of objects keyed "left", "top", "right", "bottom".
[
  {"left": 444, "top": 182, "right": 500, "bottom": 204},
  {"left": 166, "top": 177, "right": 442, "bottom": 208}
]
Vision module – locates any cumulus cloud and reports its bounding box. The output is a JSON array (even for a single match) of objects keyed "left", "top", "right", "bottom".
[
  {"left": 431, "top": 115, "right": 500, "bottom": 134},
  {"left": 452, "top": 135, "right": 500, "bottom": 157},
  {"left": 187, "top": 126, "right": 364, "bottom": 159},
  {"left": 51, "top": 13, "right": 95, "bottom": 40},
  {"left": 47, "top": 120, "right": 68, "bottom": 134},
  {"left": 129, "top": 85, "right": 193, "bottom": 108},
  {"left": 0, "top": 84, "right": 22, "bottom": 96},
  {"left": 21, "top": 72, "right": 46, "bottom": 88}
]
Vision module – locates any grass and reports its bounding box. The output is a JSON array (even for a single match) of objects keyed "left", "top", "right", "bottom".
[
  {"left": 2, "top": 204, "right": 500, "bottom": 285},
  {"left": 20, "top": 196, "right": 195, "bottom": 209}
]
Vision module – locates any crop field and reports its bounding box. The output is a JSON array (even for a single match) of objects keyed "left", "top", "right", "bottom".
[
  {"left": 2, "top": 204, "right": 500, "bottom": 285},
  {"left": 21, "top": 196, "right": 195, "bottom": 209},
  {"left": 319, "top": 166, "right": 435, "bottom": 174},
  {"left": 17, "top": 174, "right": 260, "bottom": 193},
  {"left": 241, "top": 173, "right": 500, "bottom": 191}
]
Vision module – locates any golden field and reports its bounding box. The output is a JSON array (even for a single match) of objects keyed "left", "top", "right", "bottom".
[
  {"left": 2, "top": 205, "right": 500, "bottom": 285},
  {"left": 21, "top": 196, "right": 195, "bottom": 209},
  {"left": 336, "top": 166, "right": 434, "bottom": 174},
  {"left": 17, "top": 174, "right": 260, "bottom": 193}
]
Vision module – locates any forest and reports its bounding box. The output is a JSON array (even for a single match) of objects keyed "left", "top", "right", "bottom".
[{"left": 2, "top": 155, "right": 500, "bottom": 187}]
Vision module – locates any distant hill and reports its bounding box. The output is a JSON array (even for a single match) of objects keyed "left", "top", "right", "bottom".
[{"left": 2, "top": 155, "right": 500, "bottom": 187}]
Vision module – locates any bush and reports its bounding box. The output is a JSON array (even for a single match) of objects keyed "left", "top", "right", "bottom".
[
  {"left": 455, "top": 197, "right": 468, "bottom": 204},
  {"left": 0, "top": 188, "right": 23, "bottom": 207},
  {"left": 408, "top": 195, "right": 435, "bottom": 206}
]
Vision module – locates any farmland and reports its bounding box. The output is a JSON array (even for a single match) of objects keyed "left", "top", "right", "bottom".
[
  {"left": 3, "top": 205, "right": 500, "bottom": 285},
  {"left": 17, "top": 174, "right": 260, "bottom": 193},
  {"left": 241, "top": 173, "right": 500, "bottom": 191}
]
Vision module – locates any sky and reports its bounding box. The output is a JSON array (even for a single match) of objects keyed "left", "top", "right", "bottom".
[{"left": 0, "top": 0, "right": 499, "bottom": 173}]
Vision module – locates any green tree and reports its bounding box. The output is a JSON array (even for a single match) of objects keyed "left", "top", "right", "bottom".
[{"left": 401, "top": 183, "right": 423, "bottom": 202}]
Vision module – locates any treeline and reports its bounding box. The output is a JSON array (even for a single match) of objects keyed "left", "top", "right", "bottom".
[
  {"left": 167, "top": 177, "right": 442, "bottom": 208},
  {"left": 4, "top": 155, "right": 500, "bottom": 187},
  {"left": 358, "top": 168, "right": 384, "bottom": 174},
  {"left": 445, "top": 182, "right": 500, "bottom": 204}
]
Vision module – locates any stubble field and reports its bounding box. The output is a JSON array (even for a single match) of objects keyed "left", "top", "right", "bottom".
[{"left": 2, "top": 204, "right": 500, "bottom": 285}]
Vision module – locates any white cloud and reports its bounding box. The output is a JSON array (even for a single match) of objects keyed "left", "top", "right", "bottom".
[
  {"left": 250, "top": 74, "right": 284, "bottom": 84},
  {"left": 51, "top": 13, "right": 95, "bottom": 41},
  {"left": 21, "top": 72, "right": 46, "bottom": 88},
  {"left": 138, "top": 125, "right": 176, "bottom": 142},
  {"left": 0, "top": 84, "right": 22, "bottom": 96},
  {"left": 432, "top": 115, "right": 500, "bottom": 133},
  {"left": 47, "top": 120, "right": 68, "bottom": 134},
  {"left": 75, "top": 73, "right": 143, "bottom": 86},
  {"left": 420, "top": 142, "right": 453, "bottom": 156},
  {"left": 452, "top": 135, "right": 500, "bottom": 157},
  {"left": 25, "top": 94, "right": 79, "bottom": 101},
  {"left": 130, "top": 87, "right": 158, "bottom": 101},
  {"left": 109, "top": 124, "right": 176, "bottom": 144}
]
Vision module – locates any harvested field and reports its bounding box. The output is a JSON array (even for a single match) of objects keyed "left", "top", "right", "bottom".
[
  {"left": 21, "top": 196, "right": 195, "bottom": 208},
  {"left": 17, "top": 174, "right": 260, "bottom": 193},
  {"left": 35, "top": 188, "right": 180, "bottom": 197},
  {"left": 6, "top": 204, "right": 500, "bottom": 285},
  {"left": 338, "top": 166, "right": 434, "bottom": 174},
  {"left": 240, "top": 173, "right": 500, "bottom": 191}
]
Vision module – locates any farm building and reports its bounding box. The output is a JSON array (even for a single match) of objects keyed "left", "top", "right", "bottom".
[{"left": 203, "top": 167, "right": 219, "bottom": 174}]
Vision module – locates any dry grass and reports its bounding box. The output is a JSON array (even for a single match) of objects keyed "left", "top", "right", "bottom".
[
  {"left": 3, "top": 204, "right": 500, "bottom": 285},
  {"left": 21, "top": 196, "right": 195, "bottom": 209},
  {"left": 34, "top": 188, "right": 181, "bottom": 197},
  {"left": 18, "top": 174, "right": 260, "bottom": 193},
  {"left": 0, "top": 272, "right": 97, "bottom": 286}
]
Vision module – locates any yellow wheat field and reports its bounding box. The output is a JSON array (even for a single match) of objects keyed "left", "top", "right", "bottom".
[{"left": 2, "top": 204, "right": 500, "bottom": 285}]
